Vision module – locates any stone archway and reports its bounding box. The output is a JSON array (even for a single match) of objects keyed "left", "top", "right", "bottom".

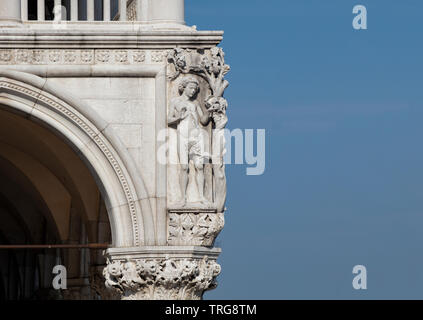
[{"left": 0, "top": 70, "right": 155, "bottom": 247}]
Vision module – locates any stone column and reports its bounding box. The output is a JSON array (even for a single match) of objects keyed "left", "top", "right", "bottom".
[
  {"left": 148, "top": 0, "right": 185, "bottom": 25},
  {"left": 103, "top": 247, "right": 221, "bottom": 300},
  {"left": 0, "top": 0, "right": 22, "bottom": 27}
]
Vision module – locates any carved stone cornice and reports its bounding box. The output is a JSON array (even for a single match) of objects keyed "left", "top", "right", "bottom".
[
  {"left": 0, "top": 30, "right": 223, "bottom": 49},
  {"left": 103, "top": 247, "right": 221, "bottom": 300},
  {"left": 168, "top": 209, "right": 224, "bottom": 246}
]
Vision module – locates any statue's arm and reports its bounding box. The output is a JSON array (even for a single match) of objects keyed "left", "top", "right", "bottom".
[
  {"left": 215, "top": 114, "right": 228, "bottom": 129},
  {"left": 198, "top": 103, "right": 211, "bottom": 126},
  {"left": 168, "top": 100, "right": 180, "bottom": 126}
]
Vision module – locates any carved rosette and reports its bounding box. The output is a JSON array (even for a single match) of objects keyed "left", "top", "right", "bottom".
[
  {"left": 168, "top": 209, "right": 224, "bottom": 246},
  {"left": 103, "top": 248, "right": 221, "bottom": 300}
]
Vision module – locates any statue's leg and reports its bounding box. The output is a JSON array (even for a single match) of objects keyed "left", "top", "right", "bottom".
[
  {"left": 213, "top": 163, "right": 226, "bottom": 212},
  {"left": 194, "top": 155, "right": 207, "bottom": 203},
  {"left": 178, "top": 136, "right": 189, "bottom": 205}
]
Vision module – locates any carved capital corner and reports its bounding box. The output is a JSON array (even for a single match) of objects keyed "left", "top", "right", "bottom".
[
  {"left": 168, "top": 208, "right": 224, "bottom": 246},
  {"left": 103, "top": 247, "right": 221, "bottom": 300},
  {"left": 89, "top": 266, "right": 120, "bottom": 300}
]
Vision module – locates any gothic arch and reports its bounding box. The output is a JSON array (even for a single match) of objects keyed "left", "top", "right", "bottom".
[{"left": 0, "top": 70, "right": 155, "bottom": 247}]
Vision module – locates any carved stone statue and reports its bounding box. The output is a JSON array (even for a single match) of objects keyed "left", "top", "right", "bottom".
[
  {"left": 168, "top": 77, "right": 211, "bottom": 206},
  {"left": 206, "top": 96, "right": 228, "bottom": 212},
  {"left": 167, "top": 48, "right": 230, "bottom": 213}
]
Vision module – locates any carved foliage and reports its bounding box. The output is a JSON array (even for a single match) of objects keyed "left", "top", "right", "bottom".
[
  {"left": 168, "top": 212, "right": 224, "bottom": 246},
  {"left": 167, "top": 47, "right": 230, "bottom": 97}
]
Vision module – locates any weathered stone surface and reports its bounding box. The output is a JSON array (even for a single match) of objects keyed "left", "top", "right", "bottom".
[
  {"left": 0, "top": 0, "right": 228, "bottom": 300},
  {"left": 104, "top": 247, "right": 221, "bottom": 300},
  {"left": 168, "top": 209, "right": 224, "bottom": 246},
  {"left": 167, "top": 48, "right": 230, "bottom": 213}
]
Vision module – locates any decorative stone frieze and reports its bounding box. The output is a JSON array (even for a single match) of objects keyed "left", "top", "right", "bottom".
[
  {"left": 0, "top": 49, "right": 150, "bottom": 65},
  {"left": 103, "top": 247, "right": 221, "bottom": 300},
  {"left": 152, "top": 50, "right": 166, "bottom": 63}
]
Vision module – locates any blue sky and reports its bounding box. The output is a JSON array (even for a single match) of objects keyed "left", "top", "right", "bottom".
[{"left": 187, "top": 1, "right": 423, "bottom": 299}]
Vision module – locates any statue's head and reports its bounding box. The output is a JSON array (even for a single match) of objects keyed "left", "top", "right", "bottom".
[
  {"left": 206, "top": 96, "right": 228, "bottom": 113},
  {"left": 179, "top": 77, "right": 200, "bottom": 99}
]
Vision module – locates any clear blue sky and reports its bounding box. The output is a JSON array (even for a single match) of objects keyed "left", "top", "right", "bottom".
[{"left": 187, "top": 0, "right": 423, "bottom": 299}]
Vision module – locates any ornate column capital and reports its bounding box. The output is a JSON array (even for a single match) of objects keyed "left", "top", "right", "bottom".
[{"left": 103, "top": 246, "right": 221, "bottom": 300}]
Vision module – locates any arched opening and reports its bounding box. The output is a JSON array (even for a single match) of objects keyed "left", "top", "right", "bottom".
[
  {"left": 0, "top": 105, "right": 112, "bottom": 300},
  {"left": 0, "top": 70, "right": 156, "bottom": 300},
  {"left": 0, "top": 70, "right": 155, "bottom": 249}
]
